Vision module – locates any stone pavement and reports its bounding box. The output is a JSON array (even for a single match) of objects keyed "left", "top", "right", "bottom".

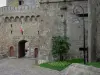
[
  {"left": 1, "top": 58, "right": 100, "bottom": 75},
  {"left": 0, "top": 58, "right": 60, "bottom": 75}
]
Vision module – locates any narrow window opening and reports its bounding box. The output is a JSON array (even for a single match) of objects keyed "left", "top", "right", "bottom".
[
  {"left": 22, "top": 31, "right": 23, "bottom": 35},
  {"left": 11, "top": 24, "right": 12, "bottom": 28},
  {"left": 11, "top": 30, "right": 12, "bottom": 34},
  {"left": 19, "top": 0, "right": 24, "bottom": 5},
  {"left": 19, "top": 1, "right": 22, "bottom": 5}
]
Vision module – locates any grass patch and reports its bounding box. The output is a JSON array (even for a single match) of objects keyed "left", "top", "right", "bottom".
[
  {"left": 87, "top": 62, "right": 100, "bottom": 68},
  {"left": 67, "top": 58, "right": 84, "bottom": 63},
  {"left": 39, "top": 59, "right": 100, "bottom": 71},
  {"left": 40, "top": 61, "right": 71, "bottom": 71},
  {"left": 39, "top": 58, "right": 84, "bottom": 71}
]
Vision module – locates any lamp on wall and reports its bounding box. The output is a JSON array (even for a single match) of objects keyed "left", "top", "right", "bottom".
[{"left": 73, "top": 5, "right": 88, "bottom": 64}]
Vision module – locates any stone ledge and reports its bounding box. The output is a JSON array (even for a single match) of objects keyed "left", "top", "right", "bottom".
[{"left": 8, "top": 57, "right": 17, "bottom": 59}]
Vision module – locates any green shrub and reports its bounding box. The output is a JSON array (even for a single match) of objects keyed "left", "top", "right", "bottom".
[{"left": 52, "top": 36, "right": 71, "bottom": 61}]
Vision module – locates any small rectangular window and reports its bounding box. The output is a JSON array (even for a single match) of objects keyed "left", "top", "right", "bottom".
[
  {"left": 22, "top": 31, "right": 23, "bottom": 35},
  {"left": 19, "top": 0, "right": 24, "bottom": 5},
  {"left": 11, "top": 24, "right": 12, "bottom": 28},
  {"left": 11, "top": 30, "right": 12, "bottom": 34},
  {"left": 19, "top": 1, "right": 22, "bottom": 5}
]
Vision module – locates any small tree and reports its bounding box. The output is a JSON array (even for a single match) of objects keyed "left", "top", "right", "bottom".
[{"left": 52, "top": 36, "right": 71, "bottom": 61}]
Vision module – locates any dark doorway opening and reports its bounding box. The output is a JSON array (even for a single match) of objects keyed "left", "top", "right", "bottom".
[{"left": 18, "top": 40, "right": 27, "bottom": 58}]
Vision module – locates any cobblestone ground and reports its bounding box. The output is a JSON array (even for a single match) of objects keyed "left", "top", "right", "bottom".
[{"left": 0, "top": 58, "right": 60, "bottom": 75}]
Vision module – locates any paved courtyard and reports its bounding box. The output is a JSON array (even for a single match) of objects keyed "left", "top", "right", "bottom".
[{"left": 0, "top": 58, "right": 60, "bottom": 75}]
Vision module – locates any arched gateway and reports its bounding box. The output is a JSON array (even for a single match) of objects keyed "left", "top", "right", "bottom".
[{"left": 18, "top": 40, "right": 27, "bottom": 58}]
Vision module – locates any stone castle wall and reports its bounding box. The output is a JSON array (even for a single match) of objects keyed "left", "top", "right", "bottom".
[
  {"left": 94, "top": 0, "right": 100, "bottom": 58},
  {"left": 88, "top": 0, "right": 100, "bottom": 61},
  {"left": 0, "top": 0, "right": 88, "bottom": 61},
  {"left": 39, "top": 0, "right": 88, "bottom": 60}
]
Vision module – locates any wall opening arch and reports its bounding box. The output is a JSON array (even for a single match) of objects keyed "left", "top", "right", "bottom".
[
  {"left": 15, "top": 16, "right": 20, "bottom": 22},
  {"left": 20, "top": 16, "right": 25, "bottom": 23},
  {"left": 10, "top": 16, "right": 14, "bottom": 22},
  {"left": 5, "top": 17, "right": 10, "bottom": 22},
  {"left": 30, "top": 15, "right": 35, "bottom": 21},
  {"left": 18, "top": 40, "right": 29, "bottom": 58},
  {"left": 25, "top": 16, "right": 30, "bottom": 22}
]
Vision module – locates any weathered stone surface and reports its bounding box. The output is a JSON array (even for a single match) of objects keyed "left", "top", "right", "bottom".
[
  {"left": 0, "top": 0, "right": 88, "bottom": 62},
  {"left": 88, "top": 0, "right": 100, "bottom": 61},
  {"left": 61, "top": 63, "right": 100, "bottom": 75}
]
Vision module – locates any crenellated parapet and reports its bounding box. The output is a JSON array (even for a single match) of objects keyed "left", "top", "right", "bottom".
[{"left": 0, "top": 5, "right": 35, "bottom": 15}]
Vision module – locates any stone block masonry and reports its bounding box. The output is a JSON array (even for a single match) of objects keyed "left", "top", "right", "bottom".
[{"left": 0, "top": 0, "right": 88, "bottom": 62}]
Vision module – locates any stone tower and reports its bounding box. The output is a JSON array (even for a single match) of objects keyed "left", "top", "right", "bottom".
[{"left": 7, "top": 0, "right": 35, "bottom": 6}]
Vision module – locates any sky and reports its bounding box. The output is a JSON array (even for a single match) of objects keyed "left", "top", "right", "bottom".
[{"left": 0, "top": 0, "right": 6, "bottom": 7}]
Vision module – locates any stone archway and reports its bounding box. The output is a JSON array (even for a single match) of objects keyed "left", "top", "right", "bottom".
[
  {"left": 9, "top": 46, "right": 14, "bottom": 57},
  {"left": 18, "top": 40, "right": 27, "bottom": 58}
]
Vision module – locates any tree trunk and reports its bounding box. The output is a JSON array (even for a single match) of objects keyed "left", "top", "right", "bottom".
[{"left": 60, "top": 54, "right": 63, "bottom": 61}]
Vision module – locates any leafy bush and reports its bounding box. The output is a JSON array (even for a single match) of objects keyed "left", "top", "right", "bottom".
[{"left": 52, "top": 36, "right": 71, "bottom": 61}]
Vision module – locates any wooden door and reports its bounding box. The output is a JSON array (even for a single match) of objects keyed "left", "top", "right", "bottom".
[
  {"left": 10, "top": 46, "right": 14, "bottom": 57},
  {"left": 34, "top": 48, "right": 38, "bottom": 58}
]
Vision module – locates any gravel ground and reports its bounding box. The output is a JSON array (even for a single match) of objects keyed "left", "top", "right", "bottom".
[{"left": 0, "top": 58, "right": 60, "bottom": 75}]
